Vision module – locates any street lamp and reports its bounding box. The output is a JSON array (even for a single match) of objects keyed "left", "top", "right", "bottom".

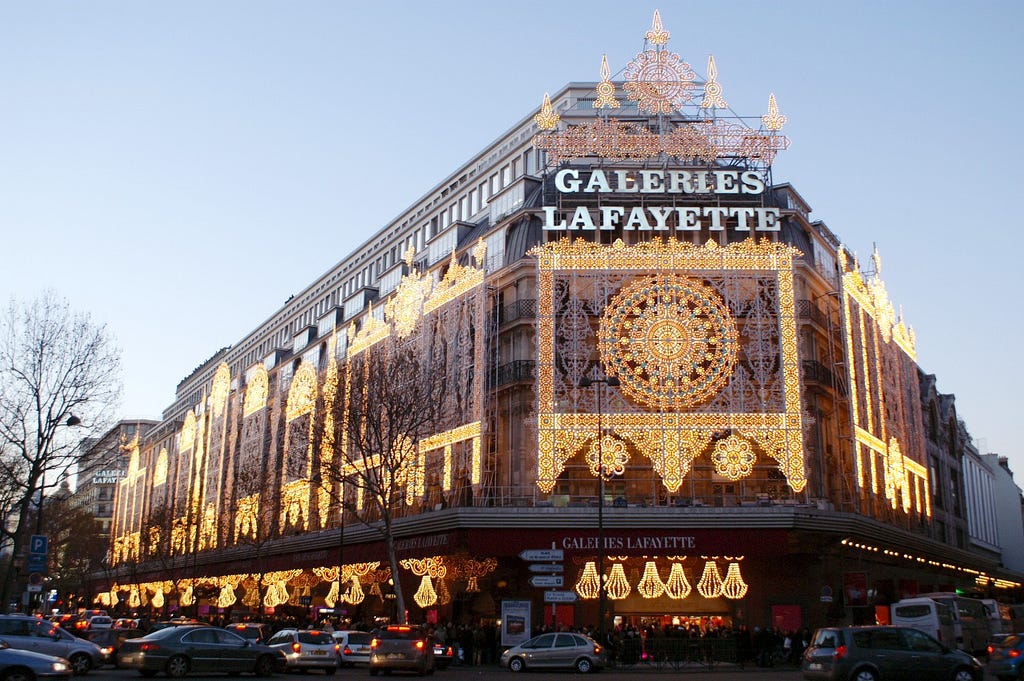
[{"left": 578, "top": 375, "right": 619, "bottom": 646}]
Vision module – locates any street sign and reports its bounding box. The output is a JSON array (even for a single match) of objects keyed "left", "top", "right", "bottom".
[
  {"left": 529, "top": 575, "right": 564, "bottom": 588},
  {"left": 543, "top": 590, "right": 578, "bottom": 603},
  {"left": 528, "top": 563, "right": 564, "bottom": 574},
  {"left": 27, "top": 554, "right": 47, "bottom": 574},
  {"left": 28, "top": 573, "right": 44, "bottom": 587},
  {"left": 27, "top": 585, "right": 42, "bottom": 593},
  {"left": 518, "top": 549, "right": 564, "bottom": 562},
  {"left": 29, "top": 535, "right": 48, "bottom": 555}
]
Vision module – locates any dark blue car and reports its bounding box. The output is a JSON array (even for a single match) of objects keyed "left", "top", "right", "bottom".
[{"left": 987, "top": 634, "right": 1024, "bottom": 681}]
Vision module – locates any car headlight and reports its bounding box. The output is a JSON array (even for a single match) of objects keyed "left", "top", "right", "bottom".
[{"left": 52, "top": 662, "right": 70, "bottom": 672}]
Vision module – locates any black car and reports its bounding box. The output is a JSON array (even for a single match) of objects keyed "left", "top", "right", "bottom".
[
  {"left": 119, "top": 625, "right": 284, "bottom": 678},
  {"left": 83, "top": 629, "right": 146, "bottom": 668}
]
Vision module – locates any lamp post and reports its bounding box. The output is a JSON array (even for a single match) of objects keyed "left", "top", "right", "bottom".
[{"left": 578, "top": 375, "right": 619, "bottom": 647}]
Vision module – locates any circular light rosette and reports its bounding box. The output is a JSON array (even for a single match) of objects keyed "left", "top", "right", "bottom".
[{"left": 598, "top": 274, "right": 738, "bottom": 410}]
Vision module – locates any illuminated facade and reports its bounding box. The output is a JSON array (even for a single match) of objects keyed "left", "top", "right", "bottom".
[{"left": 108, "top": 12, "right": 1020, "bottom": 630}]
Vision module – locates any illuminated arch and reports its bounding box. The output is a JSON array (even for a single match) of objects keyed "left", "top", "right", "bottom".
[
  {"left": 243, "top": 365, "right": 269, "bottom": 417},
  {"left": 210, "top": 363, "right": 231, "bottom": 419},
  {"left": 286, "top": 363, "right": 318, "bottom": 422}
]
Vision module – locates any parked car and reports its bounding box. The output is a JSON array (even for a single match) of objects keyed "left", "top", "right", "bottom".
[
  {"left": 499, "top": 631, "right": 605, "bottom": 673},
  {"left": 0, "top": 638, "right": 73, "bottom": 681},
  {"left": 801, "top": 625, "right": 982, "bottom": 681},
  {"left": 432, "top": 639, "right": 456, "bottom": 670},
  {"left": 83, "top": 628, "right": 147, "bottom": 668},
  {"left": 85, "top": 617, "right": 112, "bottom": 631},
  {"left": 146, "top": 620, "right": 208, "bottom": 634},
  {"left": 987, "top": 633, "right": 1024, "bottom": 681},
  {"left": 368, "top": 625, "right": 434, "bottom": 676},
  {"left": 0, "top": 615, "right": 104, "bottom": 675},
  {"left": 225, "top": 623, "right": 273, "bottom": 645},
  {"left": 265, "top": 629, "right": 338, "bottom": 674},
  {"left": 331, "top": 631, "right": 371, "bottom": 668},
  {"left": 118, "top": 624, "right": 284, "bottom": 678}
]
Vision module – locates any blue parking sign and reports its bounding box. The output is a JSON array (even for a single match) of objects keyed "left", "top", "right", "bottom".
[{"left": 30, "top": 535, "right": 48, "bottom": 554}]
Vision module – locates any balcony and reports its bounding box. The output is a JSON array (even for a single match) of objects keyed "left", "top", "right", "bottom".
[
  {"left": 492, "top": 299, "right": 537, "bottom": 327},
  {"left": 489, "top": 360, "right": 535, "bottom": 388},
  {"left": 801, "top": 359, "right": 846, "bottom": 395}
]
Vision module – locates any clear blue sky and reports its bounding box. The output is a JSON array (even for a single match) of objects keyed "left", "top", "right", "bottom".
[{"left": 3, "top": 1, "right": 1022, "bottom": 474}]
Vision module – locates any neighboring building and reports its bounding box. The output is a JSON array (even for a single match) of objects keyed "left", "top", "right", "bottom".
[
  {"left": 982, "top": 454, "right": 1024, "bottom": 574},
  {"left": 107, "top": 13, "right": 1021, "bottom": 631},
  {"left": 963, "top": 438, "right": 1000, "bottom": 558},
  {"left": 73, "top": 420, "right": 157, "bottom": 538}
]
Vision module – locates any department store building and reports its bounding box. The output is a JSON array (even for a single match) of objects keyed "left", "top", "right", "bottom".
[{"left": 108, "top": 13, "right": 1022, "bottom": 632}]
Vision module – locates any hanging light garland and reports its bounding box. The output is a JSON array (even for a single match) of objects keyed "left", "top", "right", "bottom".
[
  {"left": 721, "top": 562, "right": 748, "bottom": 599},
  {"left": 664, "top": 562, "right": 692, "bottom": 599},
  {"left": 637, "top": 561, "right": 665, "bottom": 599},
  {"left": 605, "top": 563, "right": 631, "bottom": 600},
  {"left": 575, "top": 561, "right": 600, "bottom": 600},
  {"left": 413, "top": 575, "right": 437, "bottom": 608},
  {"left": 696, "top": 560, "right": 723, "bottom": 599}
]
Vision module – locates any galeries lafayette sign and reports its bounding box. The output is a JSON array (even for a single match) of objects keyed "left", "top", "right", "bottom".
[{"left": 542, "top": 167, "right": 781, "bottom": 233}]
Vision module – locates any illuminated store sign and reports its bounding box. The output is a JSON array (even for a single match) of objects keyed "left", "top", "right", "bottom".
[{"left": 542, "top": 167, "right": 781, "bottom": 232}]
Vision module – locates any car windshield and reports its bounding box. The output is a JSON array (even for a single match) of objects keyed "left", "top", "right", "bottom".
[
  {"left": 812, "top": 630, "right": 843, "bottom": 648},
  {"left": 346, "top": 633, "right": 371, "bottom": 644},
  {"left": 297, "top": 632, "right": 332, "bottom": 644},
  {"left": 379, "top": 628, "right": 424, "bottom": 640}
]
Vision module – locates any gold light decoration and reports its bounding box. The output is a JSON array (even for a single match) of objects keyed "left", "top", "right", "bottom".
[
  {"left": 385, "top": 267, "right": 434, "bottom": 339},
  {"left": 605, "top": 563, "right": 631, "bottom": 600},
  {"left": 180, "top": 585, "right": 194, "bottom": 607},
  {"left": 701, "top": 55, "right": 727, "bottom": 109},
  {"left": 325, "top": 581, "right": 339, "bottom": 608},
  {"left": 595, "top": 54, "right": 620, "bottom": 109},
  {"left": 575, "top": 561, "right": 600, "bottom": 600},
  {"left": 534, "top": 118, "right": 660, "bottom": 163},
  {"left": 153, "top": 448, "right": 168, "bottom": 486},
  {"left": 587, "top": 434, "right": 629, "bottom": 477},
  {"left": 210, "top": 363, "right": 231, "bottom": 419},
  {"left": 534, "top": 92, "right": 560, "bottom": 130},
  {"left": 217, "top": 584, "right": 238, "bottom": 608},
  {"left": 235, "top": 494, "right": 259, "bottom": 540},
  {"left": 696, "top": 560, "right": 723, "bottom": 599},
  {"left": 151, "top": 588, "right": 164, "bottom": 609},
  {"left": 761, "top": 93, "right": 787, "bottom": 131},
  {"left": 721, "top": 562, "right": 748, "bottom": 599},
  {"left": 461, "top": 557, "right": 497, "bottom": 592},
  {"left": 598, "top": 273, "right": 739, "bottom": 411},
  {"left": 712, "top": 435, "right": 756, "bottom": 481},
  {"left": 243, "top": 364, "right": 269, "bottom": 417},
  {"left": 413, "top": 575, "right": 437, "bottom": 608},
  {"left": 179, "top": 410, "right": 196, "bottom": 452},
  {"left": 645, "top": 9, "right": 670, "bottom": 44},
  {"left": 285, "top": 362, "right": 317, "bottom": 422},
  {"left": 637, "top": 561, "right": 666, "bottom": 599},
  {"left": 664, "top": 562, "right": 692, "bottom": 599},
  {"left": 128, "top": 587, "right": 141, "bottom": 609},
  {"left": 437, "top": 578, "right": 451, "bottom": 606}
]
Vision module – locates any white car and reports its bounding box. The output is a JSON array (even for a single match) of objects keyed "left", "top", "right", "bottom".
[
  {"left": 86, "top": 616, "right": 112, "bottom": 631},
  {"left": 332, "top": 630, "right": 372, "bottom": 667},
  {"left": 266, "top": 628, "right": 339, "bottom": 674}
]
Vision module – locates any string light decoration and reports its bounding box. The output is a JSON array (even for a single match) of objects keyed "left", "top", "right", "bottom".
[
  {"left": 180, "top": 585, "right": 194, "bottom": 607},
  {"left": 605, "top": 563, "right": 631, "bottom": 600},
  {"left": 533, "top": 238, "right": 806, "bottom": 494},
  {"left": 243, "top": 364, "right": 269, "bottom": 417},
  {"left": 625, "top": 45, "right": 695, "bottom": 114},
  {"left": 575, "top": 561, "right": 601, "bottom": 600},
  {"left": 645, "top": 9, "right": 670, "bottom": 44},
  {"left": 534, "top": 93, "right": 560, "bottom": 130},
  {"left": 637, "top": 561, "right": 666, "bottom": 599},
  {"left": 437, "top": 578, "right": 451, "bottom": 606},
  {"left": 712, "top": 435, "right": 757, "bottom": 481},
  {"left": 461, "top": 557, "right": 498, "bottom": 592},
  {"left": 701, "top": 55, "right": 727, "bottom": 109},
  {"left": 595, "top": 55, "right": 620, "bottom": 109},
  {"left": 720, "top": 562, "right": 748, "bottom": 599},
  {"left": 587, "top": 435, "right": 630, "bottom": 478},
  {"left": 696, "top": 560, "right": 724, "bottom": 599},
  {"left": 664, "top": 562, "right": 692, "bottom": 599},
  {"left": 761, "top": 93, "right": 787, "bottom": 131},
  {"left": 209, "top": 363, "right": 230, "bottom": 419},
  {"left": 413, "top": 575, "right": 437, "bottom": 608},
  {"left": 597, "top": 273, "right": 739, "bottom": 411},
  {"left": 153, "top": 448, "right": 168, "bottom": 486}
]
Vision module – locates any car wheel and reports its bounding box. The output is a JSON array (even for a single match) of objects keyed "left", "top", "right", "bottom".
[
  {"left": 852, "top": 668, "right": 878, "bottom": 681},
  {"left": 166, "top": 655, "right": 190, "bottom": 679},
  {"left": 1, "top": 666, "right": 36, "bottom": 681},
  {"left": 575, "top": 657, "right": 593, "bottom": 673},
  {"left": 254, "top": 655, "right": 277, "bottom": 677},
  {"left": 508, "top": 657, "right": 526, "bottom": 673},
  {"left": 69, "top": 653, "right": 92, "bottom": 676},
  {"left": 951, "top": 668, "right": 976, "bottom": 681}
]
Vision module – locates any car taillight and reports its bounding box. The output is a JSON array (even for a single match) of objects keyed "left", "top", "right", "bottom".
[
  {"left": 594, "top": 644, "right": 603, "bottom": 654},
  {"left": 1009, "top": 649, "right": 1020, "bottom": 658},
  {"left": 100, "top": 647, "right": 115, "bottom": 656},
  {"left": 291, "top": 642, "right": 301, "bottom": 653},
  {"left": 334, "top": 644, "right": 340, "bottom": 654},
  {"left": 141, "top": 643, "right": 161, "bottom": 652},
  {"left": 988, "top": 645, "right": 995, "bottom": 655},
  {"left": 370, "top": 639, "right": 381, "bottom": 649},
  {"left": 343, "top": 646, "right": 352, "bottom": 655},
  {"left": 445, "top": 646, "right": 453, "bottom": 656},
  {"left": 834, "top": 645, "right": 847, "bottom": 660},
  {"left": 415, "top": 640, "right": 425, "bottom": 650}
]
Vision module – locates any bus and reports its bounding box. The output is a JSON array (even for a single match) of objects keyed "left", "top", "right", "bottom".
[{"left": 892, "top": 593, "right": 989, "bottom": 654}]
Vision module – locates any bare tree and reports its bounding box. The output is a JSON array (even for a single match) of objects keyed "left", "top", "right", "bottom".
[
  {"left": 313, "top": 336, "right": 448, "bottom": 623},
  {"left": 0, "top": 291, "right": 121, "bottom": 609}
]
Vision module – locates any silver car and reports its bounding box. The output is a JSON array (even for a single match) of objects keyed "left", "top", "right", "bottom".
[
  {"left": 0, "top": 639, "right": 72, "bottom": 681},
  {"left": 0, "top": 615, "right": 103, "bottom": 675},
  {"left": 500, "top": 632, "right": 605, "bottom": 673},
  {"left": 266, "top": 628, "right": 338, "bottom": 674}
]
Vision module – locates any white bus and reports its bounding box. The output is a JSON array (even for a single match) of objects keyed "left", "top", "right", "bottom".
[{"left": 892, "top": 593, "right": 989, "bottom": 653}]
